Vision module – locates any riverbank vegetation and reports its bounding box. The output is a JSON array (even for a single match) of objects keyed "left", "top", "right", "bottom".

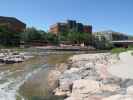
[
  {"left": 0, "top": 26, "right": 93, "bottom": 46},
  {"left": 21, "top": 27, "right": 92, "bottom": 45},
  {"left": 111, "top": 45, "right": 133, "bottom": 54},
  {"left": 0, "top": 26, "right": 132, "bottom": 51},
  {"left": 131, "top": 52, "right": 133, "bottom": 56},
  {"left": 21, "top": 27, "right": 114, "bottom": 50},
  {"left": 0, "top": 26, "right": 20, "bottom": 46},
  {"left": 111, "top": 48, "right": 126, "bottom": 54}
]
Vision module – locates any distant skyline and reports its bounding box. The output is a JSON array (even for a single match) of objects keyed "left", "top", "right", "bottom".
[{"left": 0, "top": 0, "right": 133, "bottom": 35}]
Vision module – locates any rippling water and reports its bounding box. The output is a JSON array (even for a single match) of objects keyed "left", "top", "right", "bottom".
[{"left": 0, "top": 52, "right": 73, "bottom": 100}]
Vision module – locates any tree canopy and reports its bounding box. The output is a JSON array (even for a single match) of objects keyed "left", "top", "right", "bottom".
[
  {"left": 0, "top": 26, "right": 20, "bottom": 46},
  {"left": 21, "top": 27, "right": 44, "bottom": 42},
  {"left": 21, "top": 27, "right": 92, "bottom": 45},
  {"left": 0, "top": 25, "right": 113, "bottom": 49}
]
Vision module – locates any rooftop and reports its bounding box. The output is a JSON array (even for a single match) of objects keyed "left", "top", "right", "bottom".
[{"left": 0, "top": 16, "right": 26, "bottom": 25}]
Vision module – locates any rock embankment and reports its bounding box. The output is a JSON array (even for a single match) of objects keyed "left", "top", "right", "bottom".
[{"left": 49, "top": 51, "right": 133, "bottom": 100}]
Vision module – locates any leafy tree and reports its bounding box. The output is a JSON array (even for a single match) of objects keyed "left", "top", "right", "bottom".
[
  {"left": 128, "top": 36, "right": 133, "bottom": 40},
  {"left": 21, "top": 27, "right": 43, "bottom": 42},
  {"left": 46, "top": 33, "right": 59, "bottom": 45},
  {"left": 0, "top": 26, "right": 20, "bottom": 46},
  {"left": 58, "top": 32, "right": 68, "bottom": 41},
  {"left": 21, "top": 27, "right": 60, "bottom": 45},
  {"left": 67, "top": 32, "right": 92, "bottom": 45}
]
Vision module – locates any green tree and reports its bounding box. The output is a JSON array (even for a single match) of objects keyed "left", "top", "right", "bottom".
[
  {"left": 46, "top": 33, "right": 59, "bottom": 45},
  {"left": 67, "top": 32, "right": 92, "bottom": 45},
  {"left": 21, "top": 27, "right": 43, "bottom": 42},
  {"left": 0, "top": 26, "right": 20, "bottom": 46},
  {"left": 58, "top": 32, "right": 68, "bottom": 41}
]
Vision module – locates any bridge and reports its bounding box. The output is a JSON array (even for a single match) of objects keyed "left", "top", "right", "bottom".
[{"left": 111, "top": 40, "right": 133, "bottom": 47}]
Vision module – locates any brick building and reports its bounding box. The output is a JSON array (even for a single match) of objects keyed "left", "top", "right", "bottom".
[
  {"left": 83, "top": 25, "right": 92, "bottom": 33},
  {"left": 0, "top": 16, "right": 26, "bottom": 33},
  {"left": 49, "top": 20, "right": 92, "bottom": 35},
  {"left": 49, "top": 23, "right": 67, "bottom": 35}
]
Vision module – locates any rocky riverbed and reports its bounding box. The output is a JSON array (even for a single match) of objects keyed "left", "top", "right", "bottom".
[
  {"left": 0, "top": 49, "right": 33, "bottom": 64},
  {"left": 0, "top": 50, "right": 75, "bottom": 100},
  {"left": 50, "top": 51, "right": 133, "bottom": 100}
]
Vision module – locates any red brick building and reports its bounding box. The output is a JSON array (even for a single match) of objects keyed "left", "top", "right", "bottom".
[
  {"left": 83, "top": 25, "right": 92, "bottom": 33},
  {"left": 49, "top": 23, "right": 67, "bottom": 35},
  {"left": 0, "top": 16, "right": 26, "bottom": 33},
  {"left": 49, "top": 20, "right": 92, "bottom": 35}
]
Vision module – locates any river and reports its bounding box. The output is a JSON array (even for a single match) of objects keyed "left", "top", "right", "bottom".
[{"left": 0, "top": 51, "right": 73, "bottom": 100}]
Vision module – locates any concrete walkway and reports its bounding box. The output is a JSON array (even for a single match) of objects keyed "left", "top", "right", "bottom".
[{"left": 108, "top": 51, "right": 133, "bottom": 79}]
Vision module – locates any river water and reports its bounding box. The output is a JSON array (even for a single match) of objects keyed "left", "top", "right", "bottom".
[{"left": 0, "top": 52, "right": 73, "bottom": 100}]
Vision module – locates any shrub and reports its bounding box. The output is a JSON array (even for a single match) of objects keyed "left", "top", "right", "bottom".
[
  {"left": 111, "top": 48, "right": 126, "bottom": 54},
  {"left": 131, "top": 52, "right": 133, "bottom": 56},
  {"left": 127, "top": 45, "right": 133, "bottom": 50}
]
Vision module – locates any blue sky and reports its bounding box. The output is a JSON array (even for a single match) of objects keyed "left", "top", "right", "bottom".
[{"left": 0, "top": 0, "right": 133, "bottom": 35}]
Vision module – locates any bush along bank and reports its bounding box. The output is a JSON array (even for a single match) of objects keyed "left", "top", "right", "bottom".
[{"left": 111, "top": 46, "right": 133, "bottom": 54}]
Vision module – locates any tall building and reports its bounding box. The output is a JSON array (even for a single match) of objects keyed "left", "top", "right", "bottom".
[
  {"left": 49, "top": 20, "right": 92, "bottom": 35},
  {"left": 76, "top": 23, "right": 84, "bottom": 32},
  {"left": 67, "top": 20, "right": 76, "bottom": 29},
  {"left": 0, "top": 16, "right": 26, "bottom": 33}
]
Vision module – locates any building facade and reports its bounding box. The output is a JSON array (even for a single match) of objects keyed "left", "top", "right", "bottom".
[
  {"left": 93, "top": 30, "right": 128, "bottom": 41},
  {"left": 0, "top": 16, "right": 26, "bottom": 33},
  {"left": 83, "top": 25, "right": 92, "bottom": 33},
  {"left": 49, "top": 23, "right": 67, "bottom": 35},
  {"left": 49, "top": 20, "right": 92, "bottom": 35}
]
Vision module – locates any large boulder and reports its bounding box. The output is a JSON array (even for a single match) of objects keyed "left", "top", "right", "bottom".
[
  {"left": 78, "top": 62, "right": 100, "bottom": 80},
  {"left": 102, "top": 94, "right": 133, "bottom": 100},
  {"left": 127, "top": 85, "right": 133, "bottom": 95},
  {"left": 70, "top": 60, "right": 87, "bottom": 68},
  {"left": 67, "top": 79, "right": 121, "bottom": 99},
  {"left": 71, "top": 79, "right": 101, "bottom": 98},
  {"left": 64, "top": 68, "right": 80, "bottom": 74},
  {"left": 120, "top": 79, "right": 133, "bottom": 88},
  {"left": 65, "top": 95, "right": 103, "bottom": 100},
  {"left": 56, "top": 63, "right": 69, "bottom": 73},
  {"left": 101, "top": 84, "right": 120, "bottom": 93},
  {"left": 48, "top": 70, "right": 61, "bottom": 90},
  {"left": 102, "top": 76, "right": 122, "bottom": 85},
  {"left": 59, "top": 70, "right": 81, "bottom": 91},
  {"left": 54, "top": 88, "right": 69, "bottom": 97},
  {"left": 65, "top": 79, "right": 113, "bottom": 100},
  {"left": 54, "top": 68, "right": 81, "bottom": 96}
]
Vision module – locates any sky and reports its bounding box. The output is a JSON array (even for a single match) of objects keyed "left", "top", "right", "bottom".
[{"left": 0, "top": 0, "right": 133, "bottom": 35}]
